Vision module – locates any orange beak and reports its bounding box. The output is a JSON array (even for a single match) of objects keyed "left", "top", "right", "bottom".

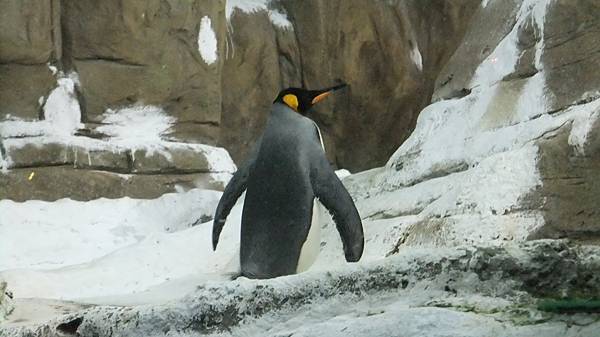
[
  {"left": 310, "top": 83, "right": 347, "bottom": 105},
  {"left": 311, "top": 91, "right": 332, "bottom": 104}
]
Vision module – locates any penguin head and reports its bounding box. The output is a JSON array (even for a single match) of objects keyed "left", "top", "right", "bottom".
[{"left": 274, "top": 83, "right": 347, "bottom": 114}]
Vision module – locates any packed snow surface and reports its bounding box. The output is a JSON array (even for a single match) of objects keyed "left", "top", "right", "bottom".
[{"left": 0, "top": 190, "right": 221, "bottom": 272}]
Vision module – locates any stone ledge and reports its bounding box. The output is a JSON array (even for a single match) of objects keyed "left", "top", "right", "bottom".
[
  {"left": 0, "top": 166, "right": 228, "bottom": 202},
  {"left": 2, "top": 137, "right": 235, "bottom": 175}
]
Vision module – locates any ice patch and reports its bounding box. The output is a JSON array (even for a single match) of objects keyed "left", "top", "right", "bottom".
[{"left": 198, "top": 16, "right": 218, "bottom": 65}]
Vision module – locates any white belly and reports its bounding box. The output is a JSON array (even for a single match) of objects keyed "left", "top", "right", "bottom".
[{"left": 296, "top": 199, "right": 322, "bottom": 273}]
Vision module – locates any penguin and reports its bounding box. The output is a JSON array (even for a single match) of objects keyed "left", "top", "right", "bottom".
[{"left": 212, "top": 83, "right": 364, "bottom": 279}]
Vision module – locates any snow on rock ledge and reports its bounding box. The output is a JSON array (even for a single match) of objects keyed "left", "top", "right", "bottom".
[
  {"left": 0, "top": 104, "right": 236, "bottom": 200},
  {"left": 343, "top": 0, "right": 600, "bottom": 249}
]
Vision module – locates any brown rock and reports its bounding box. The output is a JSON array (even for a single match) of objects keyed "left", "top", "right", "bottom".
[
  {"left": 0, "top": 166, "right": 226, "bottom": 202},
  {"left": 0, "top": 64, "right": 56, "bottom": 120},
  {"left": 543, "top": 0, "right": 600, "bottom": 111},
  {"left": 62, "top": 0, "right": 227, "bottom": 126},
  {"left": 219, "top": 9, "right": 301, "bottom": 164},
  {"left": 277, "top": 0, "right": 479, "bottom": 171},
  {"left": 0, "top": 0, "right": 56, "bottom": 64},
  {"left": 533, "top": 120, "right": 600, "bottom": 241},
  {"left": 433, "top": 0, "right": 522, "bottom": 101}
]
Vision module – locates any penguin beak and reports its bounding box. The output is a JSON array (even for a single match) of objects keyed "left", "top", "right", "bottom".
[{"left": 311, "top": 83, "right": 347, "bottom": 105}]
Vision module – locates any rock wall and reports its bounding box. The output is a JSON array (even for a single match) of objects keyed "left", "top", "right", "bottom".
[
  {"left": 0, "top": 0, "right": 478, "bottom": 201},
  {"left": 345, "top": 0, "right": 600, "bottom": 246}
]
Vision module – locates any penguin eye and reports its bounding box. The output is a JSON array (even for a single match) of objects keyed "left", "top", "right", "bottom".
[{"left": 283, "top": 94, "right": 299, "bottom": 111}]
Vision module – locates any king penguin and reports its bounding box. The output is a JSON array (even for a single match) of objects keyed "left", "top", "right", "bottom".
[{"left": 212, "top": 83, "right": 364, "bottom": 279}]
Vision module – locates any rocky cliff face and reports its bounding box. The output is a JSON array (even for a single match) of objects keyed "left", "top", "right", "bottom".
[
  {"left": 0, "top": 0, "right": 477, "bottom": 201},
  {"left": 344, "top": 0, "right": 600, "bottom": 246}
]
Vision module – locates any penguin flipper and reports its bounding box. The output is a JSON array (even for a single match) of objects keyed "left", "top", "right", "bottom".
[
  {"left": 310, "top": 154, "right": 364, "bottom": 262},
  {"left": 212, "top": 139, "right": 261, "bottom": 251}
]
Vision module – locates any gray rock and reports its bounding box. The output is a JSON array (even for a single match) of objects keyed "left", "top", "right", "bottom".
[
  {"left": 3, "top": 141, "right": 72, "bottom": 168},
  {"left": 131, "top": 146, "right": 210, "bottom": 174},
  {"left": 72, "top": 146, "right": 130, "bottom": 172}
]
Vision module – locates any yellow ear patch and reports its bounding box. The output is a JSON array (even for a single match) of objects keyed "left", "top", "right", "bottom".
[{"left": 283, "top": 94, "right": 299, "bottom": 111}]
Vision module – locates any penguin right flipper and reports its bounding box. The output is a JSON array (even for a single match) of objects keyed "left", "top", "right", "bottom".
[
  {"left": 212, "top": 139, "right": 261, "bottom": 251},
  {"left": 309, "top": 149, "right": 364, "bottom": 262}
]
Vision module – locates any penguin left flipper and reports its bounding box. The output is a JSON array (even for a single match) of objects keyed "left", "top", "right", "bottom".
[
  {"left": 309, "top": 149, "right": 364, "bottom": 262},
  {"left": 212, "top": 138, "right": 262, "bottom": 251}
]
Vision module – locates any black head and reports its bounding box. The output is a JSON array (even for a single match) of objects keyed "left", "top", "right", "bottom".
[{"left": 273, "top": 83, "right": 347, "bottom": 114}]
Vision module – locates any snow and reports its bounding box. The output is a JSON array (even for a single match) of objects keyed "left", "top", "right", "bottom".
[
  {"left": 47, "top": 64, "right": 58, "bottom": 75},
  {"left": 0, "top": 195, "right": 241, "bottom": 302},
  {"left": 267, "top": 9, "right": 293, "bottom": 29},
  {"left": 410, "top": 44, "right": 423, "bottom": 71},
  {"left": 0, "top": 189, "right": 221, "bottom": 272},
  {"left": 97, "top": 105, "right": 175, "bottom": 144},
  {"left": 198, "top": 16, "right": 218, "bottom": 65},
  {"left": 0, "top": 103, "right": 237, "bottom": 174},
  {"left": 226, "top": 0, "right": 292, "bottom": 29},
  {"left": 40, "top": 72, "right": 82, "bottom": 136},
  {"left": 385, "top": 0, "right": 558, "bottom": 188},
  {"left": 335, "top": 169, "right": 351, "bottom": 179}
]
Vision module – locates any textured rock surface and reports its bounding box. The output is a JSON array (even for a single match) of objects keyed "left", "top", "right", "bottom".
[
  {"left": 0, "top": 0, "right": 479, "bottom": 197},
  {"left": 0, "top": 166, "right": 225, "bottom": 201},
  {"left": 62, "top": 0, "right": 226, "bottom": 128},
  {"left": 0, "top": 0, "right": 58, "bottom": 120},
  {"left": 343, "top": 0, "right": 600, "bottom": 246}
]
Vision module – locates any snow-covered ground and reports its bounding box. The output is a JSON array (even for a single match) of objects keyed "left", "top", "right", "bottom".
[{"left": 0, "top": 169, "right": 394, "bottom": 304}]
